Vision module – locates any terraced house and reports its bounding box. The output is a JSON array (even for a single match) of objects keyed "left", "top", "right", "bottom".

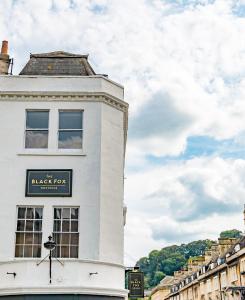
[{"left": 165, "top": 211, "right": 245, "bottom": 300}]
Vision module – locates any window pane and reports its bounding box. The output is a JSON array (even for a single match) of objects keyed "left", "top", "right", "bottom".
[
  {"left": 52, "top": 246, "right": 60, "bottom": 258},
  {"left": 70, "top": 246, "right": 78, "bottom": 258},
  {"left": 61, "top": 246, "right": 69, "bottom": 258},
  {"left": 35, "top": 208, "right": 43, "bottom": 219},
  {"left": 18, "top": 207, "right": 26, "bottom": 219},
  {"left": 25, "top": 131, "right": 48, "bottom": 149},
  {"left": 26, "top": 220, "right": 33, "bottom": 231},
  {"left": 15, "top": 245, "right": 24, "bottom": 257},
  {"left": 53, "top": 233, "right": 61, "bottom": 245},
  {"left": 17, "top": 220, "right": 25, "bottom": 231},
  {"left": 71, "top": 208, "right": 79, "bottom": 220},
  {"left": 16, "top": 233, "right": 24, "bottom": 244},
  {"left": 58, "top": 131, "right": 82, "bottom": 149},
  {"left": 26, "top": 111, "right": 49, "bottom": 129},
  {"left": 53, "top": 220, "right": 61, "bottom": 232},
  {"left": 62, "top": 208, "right": 70, "bottom": 219},
  {"left": 34, "top": 220, "right": 42, "bottom": 232},
  {"left": 62, "top": 220, "right": 70, "bottom": 232},
  {"left": 33, "top": 245, "right": 41, "bottom": 258},
  {"left": 61, "top": 233, "right": 70, "bottom": 245},
  {"left": 71, "top": 221, "right": 78, "bottom": 232},
  {"left": 70, "top": 233, "right": 79, "bottom": 245},
  {"left": 25, "top": 233, "right": 33, "bottom": 245},
  {"left": 34, "top": 233, "right": 42, "bottom": 244},
  {"left": 54, "top": 208, "right": 62, "bottom": 219},
  {"left": 24, "top": 245, "right": 32, "bottom": 257},
  {"left": 59, "top": 111, "right": 83, "bottom": 129},
  {"left": 26, "top": 208, "right": 34, "bottom": 219}
]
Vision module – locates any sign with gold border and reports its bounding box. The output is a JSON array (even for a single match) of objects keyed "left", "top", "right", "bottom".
[
  {"left": 26, "top": 169, "right": 72, "bottom": 197},
  {"left": 128, "top": 271, "right": 144, "bottom": 298}
]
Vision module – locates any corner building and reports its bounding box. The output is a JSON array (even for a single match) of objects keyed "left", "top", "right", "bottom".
[{"left": 0, "top": 45, "right": 128, "bottom": 300}]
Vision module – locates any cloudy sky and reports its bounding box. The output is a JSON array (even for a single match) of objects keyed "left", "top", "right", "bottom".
[{"left": 1, "top": 0, "right": 245, "bottom": 266}]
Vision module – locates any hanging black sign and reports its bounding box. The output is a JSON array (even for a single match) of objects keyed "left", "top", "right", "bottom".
[
  {"left": 128, "top": 271, "right": 144, "bottom": 298},
  {"left": 26, "top": 169, "right": 72, "bottom": 197}
]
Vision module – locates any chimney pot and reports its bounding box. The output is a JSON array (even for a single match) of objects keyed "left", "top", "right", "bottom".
[{"left": 1, "top": 40, "right": 8, "bottom": 55}]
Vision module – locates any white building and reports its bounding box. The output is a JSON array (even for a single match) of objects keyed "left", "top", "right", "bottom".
[{"left": 0, "top": 41, "right": 128, "bottom": 300}]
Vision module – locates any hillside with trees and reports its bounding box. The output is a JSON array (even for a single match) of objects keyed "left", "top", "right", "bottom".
[{"left": 136, "top": 229, "right": 242, "bottom": 289}]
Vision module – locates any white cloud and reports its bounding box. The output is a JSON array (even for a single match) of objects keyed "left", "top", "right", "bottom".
[{"left": 1, "top": 0, "right": 245, "bottom": 265}]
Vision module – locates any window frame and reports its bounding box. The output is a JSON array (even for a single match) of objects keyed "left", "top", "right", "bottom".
[
  {"left": 25, "top": 110, "right": 49, "bottom": 149},
  {"left": 58, "top": 110, "right": 83, "bottom": 149},
  {"left": 15, "top": 206, "right": 43, "bottom": 258},
  {"left": 52, "top": 206, "right": 79, "bottom": 259}
]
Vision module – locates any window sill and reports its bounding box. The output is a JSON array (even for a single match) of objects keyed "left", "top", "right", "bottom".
[{"left": 17, "top": 150, "right": 86, "bottom": 156}]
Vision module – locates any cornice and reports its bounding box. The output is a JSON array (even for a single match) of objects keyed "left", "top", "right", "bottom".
[{"left": 0, "top": 91, "right": 128, "bottom": 112}]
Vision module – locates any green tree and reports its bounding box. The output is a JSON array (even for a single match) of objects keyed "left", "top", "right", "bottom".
[{"left": 220, "top": 229, "right": 242, "bottom": 239}]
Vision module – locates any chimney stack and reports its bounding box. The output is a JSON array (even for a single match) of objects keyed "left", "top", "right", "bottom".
[{"left": 0, "top": 40, "right": 10, "bottom": 75}]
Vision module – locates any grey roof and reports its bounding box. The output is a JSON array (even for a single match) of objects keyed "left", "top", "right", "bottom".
[{"left": 19, "top": 51, "right": 96, "bottom": 76}]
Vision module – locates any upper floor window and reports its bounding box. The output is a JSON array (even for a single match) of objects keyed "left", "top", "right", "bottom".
[
  {"left": 58, "top": 111, "right": 83, "bottom": 149},
  {"left": 25, "top": 110, "right": 49, "bottom": 148},
  {"left": 15, "top": 206, "right": 43, "bottom": 258}
]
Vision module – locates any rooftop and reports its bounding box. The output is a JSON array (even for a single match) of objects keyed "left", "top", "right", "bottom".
[{"left": 19, "top": 51, "right": 96, "bottom": 76}]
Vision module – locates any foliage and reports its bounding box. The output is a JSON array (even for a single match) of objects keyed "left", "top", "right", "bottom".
[
  {"left": 219, "top": 229, "right": 242, "bottom": 239},
  {"left": 136, "top": 239, "right": 214, "bottom": 289}
]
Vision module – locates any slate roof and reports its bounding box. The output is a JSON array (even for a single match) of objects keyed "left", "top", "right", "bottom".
[{"left": 19, "top": 51, "right": 96, "bottom": 76}]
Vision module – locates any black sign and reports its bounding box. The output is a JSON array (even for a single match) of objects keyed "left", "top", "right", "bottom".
[
  {"left": 128, "top": 271, "right": 144, "bottom": 298},
  {"left": 26, "top": 169, "right": 72, "bottom": 197}
]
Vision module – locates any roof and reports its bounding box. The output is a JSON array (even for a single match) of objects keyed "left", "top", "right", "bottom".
[
  {"left": 19, "top": 51, "right": 96, "bottom": 76},
  {"left": 159, "top": 276, "right": 174, "bottom": 286}
]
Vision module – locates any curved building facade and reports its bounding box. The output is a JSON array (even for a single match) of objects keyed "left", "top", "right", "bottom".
[{"left": 0, "top": 47, "right": 128, "bottom": 300}]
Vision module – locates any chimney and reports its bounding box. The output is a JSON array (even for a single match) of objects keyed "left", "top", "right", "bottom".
[
  {"left": 218, "top": 238, "right": 237, "bottom": 257},
  {"left": 0, "top": 40, "right": 10, "bottom": 75}
]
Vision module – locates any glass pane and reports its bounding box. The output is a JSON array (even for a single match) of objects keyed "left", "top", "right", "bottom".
[
  {"left": 26, "top": 220, "right": 33, "bottom": 231},
  {"left": 62, "top": 220, "right": 70, "bottom": 232},
  {"left": 25, "top": 233, "right": 33, "bottom": 244},
  {"left": 35, "top": 208, "right": 43, "bottom": 219},
  {"left": 25, "top": 131, "right": 48, "bottom": 149},
  {"left": 17, "top": 220, "right": 25, "bottom": 231},
  {"left": 53, "top": 220, "right": 61, "bottom": 232},
  {"left": 33, "top": 245, "right": 41, "bottom": 258},
  {"left": 71, "top": 208, "right": 79, "bottom": 220},
  {"left": 18, "top": 207, "right": 26, "bottom": 219},
  {"left": 15, "top": 245, "right": 24, "bottom": 257},
  {"left": 70, "top": 246, "right": 78, "bottom": 258},
  {"left": 34, "top": 220, "right": 42, "bottom": 232},
  {"left": 53, "top": 233, "right": 61, "bottom": 245},
  {"left": 16, "top": 233, "right": 25, "bottom": 244},
  {"left": 54, "top": 208, "right": 62, "bottom": 219},
  {"left": 26, "top": 111, "right": 49, "bottom": 129},
  {"left": 59, "top": 111, "right": 83, "bottom": 129},
  {"left": 62, "top": 208, "right": 70, "bottom": 219},
  {"left": 26, "top": 208, "right": 34, "bottom": 219},
  {"left": 34, "top": 233, "right": 42, "bottom": 244},
  {"left": 71, "top": 221, "right": 78, "bottom": 232},
  {"left": 24, "top": 245, "right": 32, "bottom": 257},
  {"left": 70, "top": 233, "right": 79, "bottom": 245},
  {"left": 58, "top": 131, "right": 82, "bottom": 149},
  {"left": 61, "top": 233, "right": 70, "bottom": 245},
  {"left": 61, "top": 246, "right": 69, "bottom": 258}
]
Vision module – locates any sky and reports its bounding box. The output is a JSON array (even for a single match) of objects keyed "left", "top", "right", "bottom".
[{"left": 1, "top": 0, "right": 245, "bottom": 266}]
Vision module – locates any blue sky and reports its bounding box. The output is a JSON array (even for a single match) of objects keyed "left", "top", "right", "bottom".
[{"left": 1, "top": 0, "right": 245, "bottom": 265}]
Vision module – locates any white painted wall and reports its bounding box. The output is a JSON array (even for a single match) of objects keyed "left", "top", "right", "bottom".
[{"left": 0, "top": 75, "right": 127, "bottom": 297}]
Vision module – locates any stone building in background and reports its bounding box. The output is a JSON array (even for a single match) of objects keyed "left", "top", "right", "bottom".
[
  {"left": 0, "top": 41, "right": 128, "bottom": 300},
  {"left": 164, "top": 209, "right": 245, "bottom": 300}
]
